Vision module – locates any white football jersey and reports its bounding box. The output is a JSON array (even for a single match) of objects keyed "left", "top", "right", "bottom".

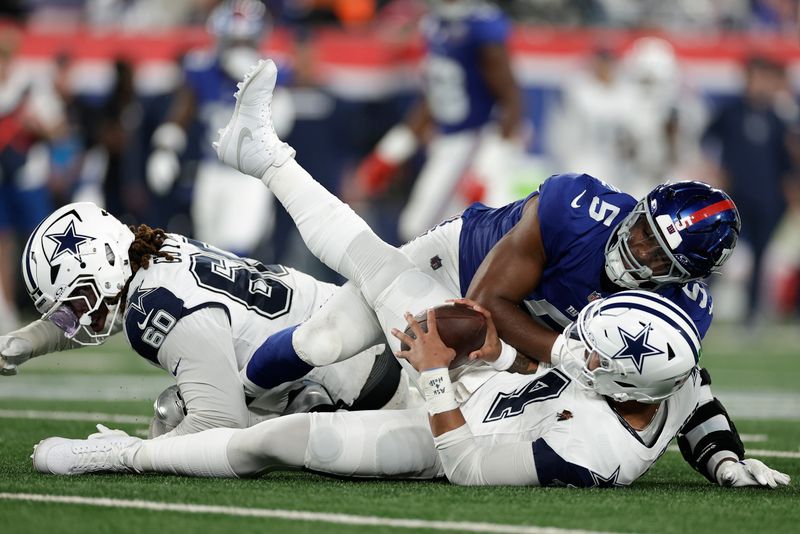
[
  {"left": 460, "top": 366, "right": 702, "bottom": 486},
  {"left": 122, "top": 234, "right": 375, "bottom": 412}
]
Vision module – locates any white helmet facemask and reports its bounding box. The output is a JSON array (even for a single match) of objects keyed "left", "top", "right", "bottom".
[{"left": 22, "top": 202, "right": 135, "bottom": 345}]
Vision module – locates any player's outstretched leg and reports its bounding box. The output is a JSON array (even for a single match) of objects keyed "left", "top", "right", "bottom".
[
  {"left": 214, "top": 59, "right": 455, "bottom": 356},
  {"left": 33, "top": 410, "right": 440, "bottom": 480}
]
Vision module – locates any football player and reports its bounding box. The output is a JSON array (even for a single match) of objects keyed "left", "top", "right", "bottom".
[
  {"left": 356, "top": 0, "right": 524, "bottom": 239},
  {"left": 34, "top": 290, "right": 718, "bottom": 487},
  {"left": 31, "top": 74, "right": 787, "bottom": 486},
  {"left": 0, "top": 201, "right": 407, "bottom": 438},
  {"left": 146, "top": 0, "right": 294, "bottom": 256},
  {"left": 203, "top": 59, "right": 784, "bottom": 488},
  {"left": 29, "top": 60, "right": 786, "bottom": 489}
]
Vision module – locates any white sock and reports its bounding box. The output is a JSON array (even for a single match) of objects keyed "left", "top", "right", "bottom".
[{"left": 131, "top": 428, "right": 238, "bottom": 478}]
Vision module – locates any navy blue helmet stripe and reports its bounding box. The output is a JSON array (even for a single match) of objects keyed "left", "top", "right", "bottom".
[{"left": 613, "top": 290, "right": 701, "bottom": 341}]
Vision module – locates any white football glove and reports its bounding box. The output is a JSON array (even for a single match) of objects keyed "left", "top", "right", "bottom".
[
  {"left": 716, "top": 459, "right": 791, "bottom": 488},
  {"left": 0, "top": 335, "right": 35, "bottom": 376}
]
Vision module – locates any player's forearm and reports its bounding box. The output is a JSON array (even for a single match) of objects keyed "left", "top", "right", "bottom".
[
  {"left": 480, "top": 298, "right": 557, "bottom": 363},
  {"left": 429, "top": 408, "right": 467, "bottom": 438},
  {"left": 10, "top": 319, "right": 83, "bottom": 356},
  {"left": 421, "top": 369, "right": 538, "bottom": 486}
]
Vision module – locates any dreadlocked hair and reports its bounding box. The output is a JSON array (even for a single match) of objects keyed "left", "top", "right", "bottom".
[
  {"left": 128, "top": 224, "right": 173, "bottom": 273},
  {"left": 114, "top": 224, "right": 174, "bottom": 309}
]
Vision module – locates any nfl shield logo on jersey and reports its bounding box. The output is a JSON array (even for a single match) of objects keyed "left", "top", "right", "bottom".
[{"left": 587, "top": 291, "right": 602, "bottom": 303}]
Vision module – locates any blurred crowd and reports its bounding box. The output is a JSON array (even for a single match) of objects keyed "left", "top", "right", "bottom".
[
  {"left": 1, "top": 0, "right": 799, "bottom": 333},
  {"left": 1, "top": 0, "right": 798, "bottom": 34}
]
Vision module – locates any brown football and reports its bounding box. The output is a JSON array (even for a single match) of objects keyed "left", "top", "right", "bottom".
[{"left": 400, "top": 303, "right": 488, "bottom": 369}]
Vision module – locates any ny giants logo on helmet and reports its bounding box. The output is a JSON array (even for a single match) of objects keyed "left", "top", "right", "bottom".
[{"left": 654, "top": 199, "right": 737, "bottom": 251}]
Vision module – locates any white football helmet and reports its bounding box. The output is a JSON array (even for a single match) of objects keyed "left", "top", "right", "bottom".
[
  {"left": 558, "top": 290, "right": 700, "bottom": 403},
  {"left": 22, "top": 202, "right": 135, "bottom": 345}
]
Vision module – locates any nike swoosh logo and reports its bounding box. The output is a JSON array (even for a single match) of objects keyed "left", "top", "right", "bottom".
[
  {"left": 137, "top": 310, "right": 153, "bottom": 330},
  {"left": 237, "top": 126, "right": 253, "bottom": 171},
  {"left": 570, "top": 190, "right": 586, "bottom": 208},
  {"left": 171, "top": 358, "right": 182, "bottom": 376}
]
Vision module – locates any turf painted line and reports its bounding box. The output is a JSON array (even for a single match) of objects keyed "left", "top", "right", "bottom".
[
  {"left": 0, "top": 409, "right": 147, "bottom": 424},
  {"left": 666, "top": 445, "right": 800, "bottom": 459},
  {"left": 0, "top": 492, "right": 616, "bottom": 534}
]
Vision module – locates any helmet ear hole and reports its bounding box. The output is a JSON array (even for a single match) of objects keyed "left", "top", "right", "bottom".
[{"left": 105, "top": 244, "right": 116, "bottom": 267}]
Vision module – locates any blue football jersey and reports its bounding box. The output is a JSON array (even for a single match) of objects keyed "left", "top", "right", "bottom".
[
  {"left": 420, "top": 6, "right": 510, "bottom": 134},
  {"left": 458, "top": 173, "right": 714, "bottom": 338}
]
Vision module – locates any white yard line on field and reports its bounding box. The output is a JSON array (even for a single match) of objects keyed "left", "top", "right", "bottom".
[
  {"left": 666, "top": 445, "right": 800, "bottom": 459},
  {"left": 0, "top": 409, "right": 147, "bottom": 424},
  {"left": 0, "top": 493, "right": 617, "bottom": 534}
]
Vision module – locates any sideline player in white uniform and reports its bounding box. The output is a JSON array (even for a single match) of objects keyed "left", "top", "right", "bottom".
[
  {"left": 1, "top": 202, "right": 406, "bottom": 438},
  {"left": 146, "top": 0, "right": 294, "bottom": 256},
  {"left": 32, "top": 61, "right": 788, "bottom": 488}
]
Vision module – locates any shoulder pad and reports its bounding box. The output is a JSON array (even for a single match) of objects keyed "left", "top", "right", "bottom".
[{"left": 124, "top": 285, "right": 186, "bottom": 365}]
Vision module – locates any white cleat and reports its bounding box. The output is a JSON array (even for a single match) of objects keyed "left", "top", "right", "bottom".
[
  {"left": 214, "top": 58, "right": 295, "bottom": 182},
  {"left": 32, "top": 426, "right": 141, "bottom": 475}
]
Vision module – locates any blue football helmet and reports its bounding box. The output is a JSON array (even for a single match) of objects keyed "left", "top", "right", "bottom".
[{"left": 605, "top": 181, "right": 740, "bottom": 289}]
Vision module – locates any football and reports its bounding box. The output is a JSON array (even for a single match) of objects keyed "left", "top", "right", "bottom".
[{"left": 400, "top": 303, "right": 488, "bottom": 368}]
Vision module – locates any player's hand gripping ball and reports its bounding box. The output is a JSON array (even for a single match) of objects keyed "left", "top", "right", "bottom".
[{"left": 400, "top": 303, "right": 487, "bottom": 369}]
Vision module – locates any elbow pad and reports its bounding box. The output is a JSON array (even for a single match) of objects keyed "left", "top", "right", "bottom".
[{"left": 677, "top": 371, "right": 744, "bottom": 482}]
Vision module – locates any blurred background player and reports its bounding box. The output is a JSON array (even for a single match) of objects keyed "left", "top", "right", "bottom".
[
  {"left": 547, "top": 43, "right": 629, "bottom": 183},
  {"left": 355, "top": 0, "right": 525, "bottom": 241},
  {"left": 0, "top": 26, "right": 65, "bottom": 333},
  {"left": 146, "top": 0, "right": 294, "bottom": 257},
  {"left": 702, "top": 55, "right": 795, "bottom": 328},
  {"left": 615, "top": 37, "right": 708, "bottom": 198}
]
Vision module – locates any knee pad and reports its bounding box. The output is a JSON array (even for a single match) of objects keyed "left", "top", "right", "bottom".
[
  {"left": 305, "top": 410, "right": 440, "bottom": 479},
  {"left": 293, "top": 283, "right": 383, "bottom": 367},
  {"left": 293, "top": 319, "right": 345, "bottom": 367}
]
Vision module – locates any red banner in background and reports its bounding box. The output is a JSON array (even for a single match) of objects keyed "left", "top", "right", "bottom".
[{"left": 4, "top": 24, "right": 799, "bottom": 65}]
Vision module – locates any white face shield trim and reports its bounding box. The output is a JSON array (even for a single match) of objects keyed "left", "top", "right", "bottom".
[{"left": 42, "top": 282, "right": 120, "bottom": 346}]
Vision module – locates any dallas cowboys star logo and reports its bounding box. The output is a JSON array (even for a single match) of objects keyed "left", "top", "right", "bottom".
[
  {"left": 590, "top": 466, "right": 624, "bottom": 488},
  {"left": 46, "top": 221, "right": 93, "bottom": 261},
  {"left": 613, "top": 323, "right": 662, "bottom": 374},
  {"left": 127, "top": 284, "right": 157, "bottom": 315}
]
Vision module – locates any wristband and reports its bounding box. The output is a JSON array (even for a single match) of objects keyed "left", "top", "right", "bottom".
[
  {"left": 708, "top": 450, "right": 739, "bottom": 484},
  {"left": 419, "top": 368, "right": 459, "bottom": 415},
  {"left": 491, "top": 340, "right": 516, "bottom": 371}
]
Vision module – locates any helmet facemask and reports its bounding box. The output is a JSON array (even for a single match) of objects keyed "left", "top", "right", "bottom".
[
  {"left": 42, "top": 280, "right": 123, "bottom": 346},
  {"left": 23, "top": 202, "right": 135, "bottom": 346},
  {"left": 605, "top": 199, "right": 693, "bottom": 289}
]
